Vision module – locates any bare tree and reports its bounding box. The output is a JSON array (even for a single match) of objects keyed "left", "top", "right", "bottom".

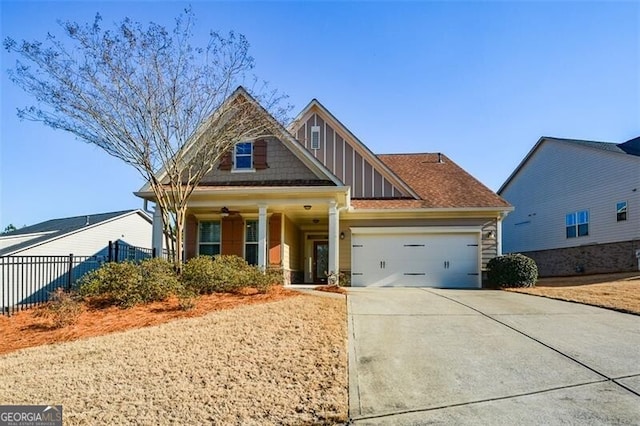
[{"left": 4, "top": 9, "right": 288, "bottom": 269}]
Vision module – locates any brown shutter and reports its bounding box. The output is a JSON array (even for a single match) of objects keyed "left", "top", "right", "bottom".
[
  {"left": 268, "top": 213, "right": 282, "bottom": 266},
  {"left": 218, "top": 151, "right": 233, "bottom": 170},
  {"left": 221, "top": 216, "right": 243, "bottom": 257},
  {"left": 185, "top": 214, "right": 198, "bottom": 260},
  {"left": 254, "top": 139, "right": 268, "bottom": 170}
]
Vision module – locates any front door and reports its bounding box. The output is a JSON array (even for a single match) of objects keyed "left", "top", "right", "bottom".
[{"left": 313, "top": 241, "right": 329, "bottom": 283}]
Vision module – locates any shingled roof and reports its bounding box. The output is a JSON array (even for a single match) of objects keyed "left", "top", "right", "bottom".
[{"left": 350, "top": 153, "right": 510, "bottom": 209}]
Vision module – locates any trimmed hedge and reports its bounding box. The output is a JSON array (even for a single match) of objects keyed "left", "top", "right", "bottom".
[{"left": 487, "top": 254, "right": 538, "bottom": 288}]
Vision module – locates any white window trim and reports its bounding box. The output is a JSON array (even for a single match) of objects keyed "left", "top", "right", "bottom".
[
  {"left": 233, "top": 141, "right": 255, "bottom": 172},
  {"left": 616, "top": 201, "right": 628, "bottom": 222},
  {"left": 565, "top": 210, "right": 589, "bottom": 239},
  {"left": 244, "top": 219, "right": 259, "bottom": 265},
  {"left": 311, "top": 126, "right": 321, "bottom": 150},
  {"left": 197, "top": 220, "right": 221, "bottom": 256}
]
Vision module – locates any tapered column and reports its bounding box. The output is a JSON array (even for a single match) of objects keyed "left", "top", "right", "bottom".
[
  {"left": 258, "top": 204, "right": 267, "bottom": 270},
  {"left": 328, "top": 201, "right": 339, "bottom": 281},
  {"left": 152, "top": 206, "right": 164, "bottom": 257}
]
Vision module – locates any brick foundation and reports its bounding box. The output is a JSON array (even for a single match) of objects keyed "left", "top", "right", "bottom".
[{"left": 522, "top": 239, "right": 640, "bottom": 277}]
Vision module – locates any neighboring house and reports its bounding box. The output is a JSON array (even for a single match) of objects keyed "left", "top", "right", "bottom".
[
  {"left": 136, "top": 87, "right": 512, "bottom": 288},
  {"left": 0, "top": 209, "right": 153, "bottom": 257},
  {"left": 498, "top": 136, "right": 640, "bottom": 277},
  {"left": 1, "top": 209, "right": 154, "bottom": 310}
]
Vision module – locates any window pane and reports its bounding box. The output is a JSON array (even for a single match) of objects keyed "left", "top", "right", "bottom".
[
  {"left": 199, "top": 244, "right": 220, "bottom": 256},
  {"left": 236, "top": 155, "right": 252, "bottom": 169},
  {"left": 578, "top": 223, "right": 589, "bottom": 237},
  {"left": 199, "top": 221, "right": 220, "bottom": 243},
  {"left": 617, "top": 201, "right": 627, "bottom": 213},
  {"left": 617, "top": 211, "right": 627, "bottom": 221},
  {"left": 235, "top": 142, "right": 252, "bottom": 155},
  {"left": 566, "top": 226, "right": 577, "bottom": 238},
  {"left": 245, "top": 220, "right": 258, "bottom": 242},
  {"left": 245, "top": 243, "right": 258, "bottom": 266},
  {"left": 577, "top": 210, "right": 589, "bottom": 224},
  {"left": 565, "top": 213, "right": 576, "bottom": 226}
]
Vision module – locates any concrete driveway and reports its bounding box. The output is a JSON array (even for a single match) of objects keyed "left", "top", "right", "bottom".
[{"left": 348, "top": 288, "right": 640, "bottom": 425}]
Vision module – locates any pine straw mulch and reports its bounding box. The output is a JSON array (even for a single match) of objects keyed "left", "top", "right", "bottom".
[
  {"left": 506, "top": 273, "right": 640, "bottom": 315},
  {"left": 0, "top": 286, "right": 300, "bottom": 356},
  {"left": 314, "top": 285, "right": 348, "bottom": 295}
]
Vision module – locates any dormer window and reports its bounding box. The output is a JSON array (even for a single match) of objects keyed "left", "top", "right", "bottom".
[
  {"left": 311, "top": 126, "right": 321, "bottom": 150},
  {"left": 234, "top": 142, "right": 253, "bottom": 170}
]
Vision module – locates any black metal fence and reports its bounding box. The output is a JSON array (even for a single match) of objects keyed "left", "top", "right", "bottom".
[{"left": 1, "top": 242, "right": 172, "bottom": 316}]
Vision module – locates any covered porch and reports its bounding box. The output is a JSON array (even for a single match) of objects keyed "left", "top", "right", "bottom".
[{"left": 153, "top": 186, "right": 349, "bottom": 284}]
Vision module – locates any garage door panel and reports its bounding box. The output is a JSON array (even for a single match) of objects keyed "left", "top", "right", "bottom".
[{"left": 351, "top": 232, "right": 480, "bottom": 288}]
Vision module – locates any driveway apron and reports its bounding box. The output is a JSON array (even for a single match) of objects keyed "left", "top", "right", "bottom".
[{"left": 348, "top": 288, "right": 640, "bottom": 425}]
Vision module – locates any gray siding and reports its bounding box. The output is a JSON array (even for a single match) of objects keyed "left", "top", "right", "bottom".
[
  {"left": 201, "top": 136, "right": 322, "bottom": 183},
  {"left": 501, "top": 140, "right": 640, "bottom": 253}
]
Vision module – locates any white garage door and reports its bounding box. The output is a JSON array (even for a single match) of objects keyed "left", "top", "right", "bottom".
[{"left": 351, "top": 232, "right": 480, "bottom": 288}]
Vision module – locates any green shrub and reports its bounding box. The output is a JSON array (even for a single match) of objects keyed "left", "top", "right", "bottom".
[
  {"left": 211, "top": 255, "right": 253, "bottom": 293},
  {"left": 33, "top": 287, "right": 83, "bottom": 328},
  {"left": 181, "top": 256, "right": 219, "bottom": 294},
  {"left": 138, "top": 258, "right": 181, "bottom": 302},
  {"left": 254, "top": 267, "right": 284, "bottom": 293},
  {"left": 487, "top": 254, "right": 538, "bottom": 288},
  {"left": 77, "top": 259, "right": 181, "bottom": 308},
  {"left": 181, "top": 255, "right": 284, "bottom": 294},
  {"left": 78, "top": 261, "right": 141, "bottom": 307}
]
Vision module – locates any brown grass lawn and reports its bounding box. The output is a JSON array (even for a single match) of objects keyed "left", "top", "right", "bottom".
[
  {"left": 0, "top": 286, "right": 299, "bottom": 355},
  {"left": 0, "top": 288, "right": 348, "bottom": 424},
  {"left": 506, "top": 272, "right": 640, "bottom": 315}
]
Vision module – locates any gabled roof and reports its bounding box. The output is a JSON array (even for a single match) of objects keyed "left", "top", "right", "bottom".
[
  {"left": 137, "top": 87, "right": 342, "bottom": 196},
  {"left": 498, "top": 136, "right": 640, "bottom": 194},
  {"left": 353, "top": 153, "right": 510, "bottom": 209},
  {"left": 0, "top": 210, "right": 150, "bottom": 256},
  {"left": 289, "top": 99, "right": 420, "bottom": 199}
]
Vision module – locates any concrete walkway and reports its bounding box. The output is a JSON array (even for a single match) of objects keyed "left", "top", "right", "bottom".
[{"left": 348, "top": 288, "right": 640, "bottom": 425}]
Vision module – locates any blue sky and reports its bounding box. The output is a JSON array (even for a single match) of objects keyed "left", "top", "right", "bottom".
[{"left": 1, "top": 1, "right": 638, "bottom": 229}]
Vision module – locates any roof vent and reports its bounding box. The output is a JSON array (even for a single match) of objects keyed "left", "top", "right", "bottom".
[{"left": 438, "top": 153, "right": 444, "bottom": 163}]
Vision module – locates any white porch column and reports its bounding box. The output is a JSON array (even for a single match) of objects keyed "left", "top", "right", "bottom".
[
  {"left": 258, "top": 204, "right": 268, "bottom": 270},
  {"left": 152, "top": 206, "right": 164, "bottom": 257},
  {"left": 328, "top": 201, "right": 340, "bottom": 281},
  {"left": 496, "top": 215, "right": 503, "bottom": 257}
]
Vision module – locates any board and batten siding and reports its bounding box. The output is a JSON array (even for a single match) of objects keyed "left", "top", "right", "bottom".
[
  {"left": 294, "top": 112, "right": 409, "bottom": 198},
  {"left": 9, "top": 213, "right": 153, "bottom": 257},
  {"left": 338, "top": 218, "right": 499, "bottom": 271},
  {"left": 501, "top": 140, "right": 640, "bottom": 253}
]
